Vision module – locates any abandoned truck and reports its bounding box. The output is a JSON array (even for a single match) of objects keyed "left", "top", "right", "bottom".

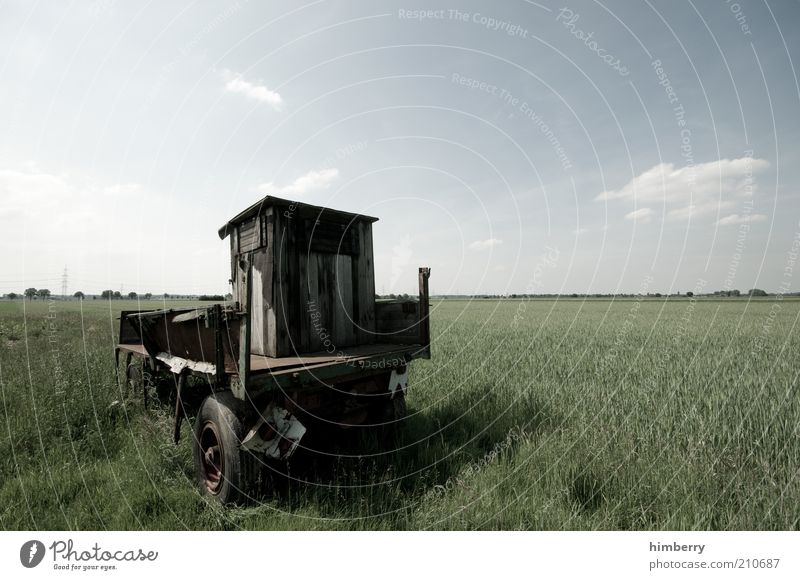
[{"left": 115, "top": 195, "right": 431, "bottom": 504}]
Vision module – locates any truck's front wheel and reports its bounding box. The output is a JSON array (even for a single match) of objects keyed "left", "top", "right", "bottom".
[{"left": 193, "top": 392, "right": 256, "bottom": 505}]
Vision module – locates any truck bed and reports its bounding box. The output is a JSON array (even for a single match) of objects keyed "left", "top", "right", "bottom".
[
  {"left": 249, "top": 342, "right": 420, "bottom": 374},
  {"left": 121, "top": 340, "right": 422, "bottom": 377}
]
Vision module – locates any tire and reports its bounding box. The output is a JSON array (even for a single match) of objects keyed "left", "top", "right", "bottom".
[{"left": 192, "top": 392, "right": 257, "bottom": 505}]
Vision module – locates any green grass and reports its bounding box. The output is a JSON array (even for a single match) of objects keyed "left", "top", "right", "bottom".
[{"left": 0, "top": 297, "right": 797, "bottom": 530}]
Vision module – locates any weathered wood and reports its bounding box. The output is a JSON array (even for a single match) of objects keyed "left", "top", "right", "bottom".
[
  {"left": 305, "top": 247, "right": 322, "bottom": 352},
  {"left": 265, "top": 209, "right": 276, "bottom": 357},
  {"left": 238, "top": 259, "right": 252, "bottom": 381},
  {"left": 249, "top": 251, "right": 268, "bottom": 355},
  {"left": 296, "top": 218, "right": 309, "bottom": 352},
  {"left": 354, "top": 220, "right": 376, "bottom": 343},
  {"left": 238, "top": 215, "right": 262, "bottom": 253},
  {"left": 314, "top": 252, "right": 333, "bottom": 351},
  {"left": 224, "top": 197, "right": 381, "bottom": 358},
  {"left": 334, "top": 254, "right": 355, "bottom": 346},
  {"left": 274, "top": 210, "right": 292, "bottom": 357},
  {"left": 229, "top": 233, "right": 238, "bottom": 293},
  {"left": 375, "top": 301, "right": 421, "bottom": 344},
  {"left": 307, "top": 220, "right": 359, "bottom": 255}
]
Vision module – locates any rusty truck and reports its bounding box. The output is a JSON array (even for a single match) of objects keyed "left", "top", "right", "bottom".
[{"left": 115, "top": 195, "right": 431, "bottom": 504}]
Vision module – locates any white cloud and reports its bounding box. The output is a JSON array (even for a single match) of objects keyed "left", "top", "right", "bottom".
[
  {"left": 224, "top": 74, "right": 283, "bottom": 110},
  {"left": 0, "top": 168, "right": 73, "bottom": 205},
  {"left": 624, "top": 207, "right": 654, "bottom": 223},
  {"left": 0, "top": 166, "right": 230, "bottom": 295},
  {"left": 257, "top": 168, "right": 339, "bottom": 197},
  {"left": 716, "top": 213, "right": 768, "bottom": 226},
  {"left": 665, "top": 200, "right": 737, "bottom": 221},
  {"left": 597, "top": 157, "right": 770, "bottom": 223},
  {"left": 104, "top": 183, "right": 143, "bottom": 197},
  {"left": 0, "top": 168, "right": 155, "bottom": 233},
  {"left": 469, "top": 238, "right": 503, "bottom": 250}
]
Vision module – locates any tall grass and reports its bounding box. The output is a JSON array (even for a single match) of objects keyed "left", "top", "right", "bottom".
[{"left": 0, "top": 297, "right": 797, "bottom": 530}]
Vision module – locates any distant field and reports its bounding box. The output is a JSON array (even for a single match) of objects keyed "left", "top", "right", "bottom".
[{"left": 0, "top": 298, "right": 797, "bottom": 530}]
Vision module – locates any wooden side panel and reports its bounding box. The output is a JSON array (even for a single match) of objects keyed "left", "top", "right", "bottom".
[
  {"left": 230, "top": 226, "right": 247, "bottom": 307},
  {"left": 313, "top": 253, "right": 333, "bottom": 351},
  {"left": 272, "top": 210, "right": 292, "bottom": 357},
  {"left": 307, "top": 219, "right": 360, "bottom": 255},
  {"left": 353, "top": 222, "right": 376, "bottom": 344},
  {"left": 291, "top": 217, "right": 305, "bottom": 353},
  {"left": 305, "top": 250, "right": 322, "bottom": 352},
  {"left": 230, "top": 230, "right": 238, "bottom": 301},
  {"left": 250, "top": 260, "right": 265, "bottom": 355},
  {"left": 238, "top": 215, "right": 262, "bottom": 253},
  {"left": 251, "top": 212, "right": 378, "bottom": 356},
  {"left": 375, "top": 300, "right": 421, "bottom": 344},
  {"left": 334, "top": 254, "right": 355, "bottom": 346},
  {"left": 301, "top": 252, "right": 359, "bottom": 352},
  {"left": 265, "top": 209, "right": 277, "bottom": 358},
  {"left": 249, "top": 249, "right": 272, "bottom": 356}
]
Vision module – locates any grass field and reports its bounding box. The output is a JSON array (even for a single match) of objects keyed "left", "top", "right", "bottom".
[{"left": 0, "top": 297, "right": 797, "bottom": 530}]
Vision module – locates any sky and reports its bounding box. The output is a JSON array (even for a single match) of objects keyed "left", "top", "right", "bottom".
[{"left": 1, "top": 0, "right": 800, "bottom": 296}]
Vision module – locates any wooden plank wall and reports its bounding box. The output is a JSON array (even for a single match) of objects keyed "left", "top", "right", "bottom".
[
  {"left": 238, "top": 216, "right": 261, "bottom": 253},
  {"left": 231, "top": 207, "right": 377, "bottom": 357},
  {"left": 249, "top": 244, "right": 274, "bottom": 356},
  {"left": 308, "top": 252, "right": 356, "bottom": 349},
  {"left": 272, "top": 209, "right": 294, "bottom": 357},
  {"left": 374, "top": 300, "right": 421, "bottom": 344},
  {"left": 275, "top": 213, "right": 376, "bottom": 356},
  {"left": 357, "top": 221, "right": 376, "bottom": 343}
]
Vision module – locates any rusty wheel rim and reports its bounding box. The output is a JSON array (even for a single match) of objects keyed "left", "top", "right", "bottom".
[{"left": 199, "top": 422, "right": 224, "bottom": 494}]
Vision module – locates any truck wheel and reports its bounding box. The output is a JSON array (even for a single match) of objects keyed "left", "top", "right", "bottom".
[{"left": 193, "top": 392, "right": 257, "bottom": 505}]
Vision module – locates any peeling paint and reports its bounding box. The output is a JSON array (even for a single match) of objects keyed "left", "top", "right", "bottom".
[
  {"left": 155, "top": 352, "right": 215, "bottom": 375},
  {"left": 241, "top": 406, "right": 306, "bottom": 459}
]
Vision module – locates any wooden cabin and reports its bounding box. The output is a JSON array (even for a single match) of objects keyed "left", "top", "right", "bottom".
[{"left": 218, "top": 196, "right": 378, "bottom": 358}]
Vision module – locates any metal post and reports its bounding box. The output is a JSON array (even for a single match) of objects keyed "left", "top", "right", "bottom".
[{"left": 418, "top": 267, "right": 431, "bottom": 359}]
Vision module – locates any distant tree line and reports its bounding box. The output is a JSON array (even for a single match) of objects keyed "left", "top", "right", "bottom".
[
  {"left": 433, "top": 288, "right": 783, "bottom": 299},
  {"left": 2, "top": 291, "right": 234, "bottom": 300},
  {"left": 1, "top": 288, "right": 781, "bottom": 301},
  {"left": 11, "top": 288, "right": 53, "bottom": 300}
]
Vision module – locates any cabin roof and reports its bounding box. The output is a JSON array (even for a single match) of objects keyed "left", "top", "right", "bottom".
[{"left": 217, "top": 195, "right": 379, "bottom": 239}]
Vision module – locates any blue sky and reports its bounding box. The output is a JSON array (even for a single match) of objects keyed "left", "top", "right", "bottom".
[{"left": 2, "top": 0, "right": 799, "bottom": 296}]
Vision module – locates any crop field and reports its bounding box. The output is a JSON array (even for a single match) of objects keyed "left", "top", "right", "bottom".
[{"left": 0, "top": 297, "right": 797, "bottom": 530}]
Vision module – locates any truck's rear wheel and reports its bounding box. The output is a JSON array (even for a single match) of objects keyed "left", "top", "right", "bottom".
[{"left": 193, "top": 392, "right": 256, "bottom": 505}]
